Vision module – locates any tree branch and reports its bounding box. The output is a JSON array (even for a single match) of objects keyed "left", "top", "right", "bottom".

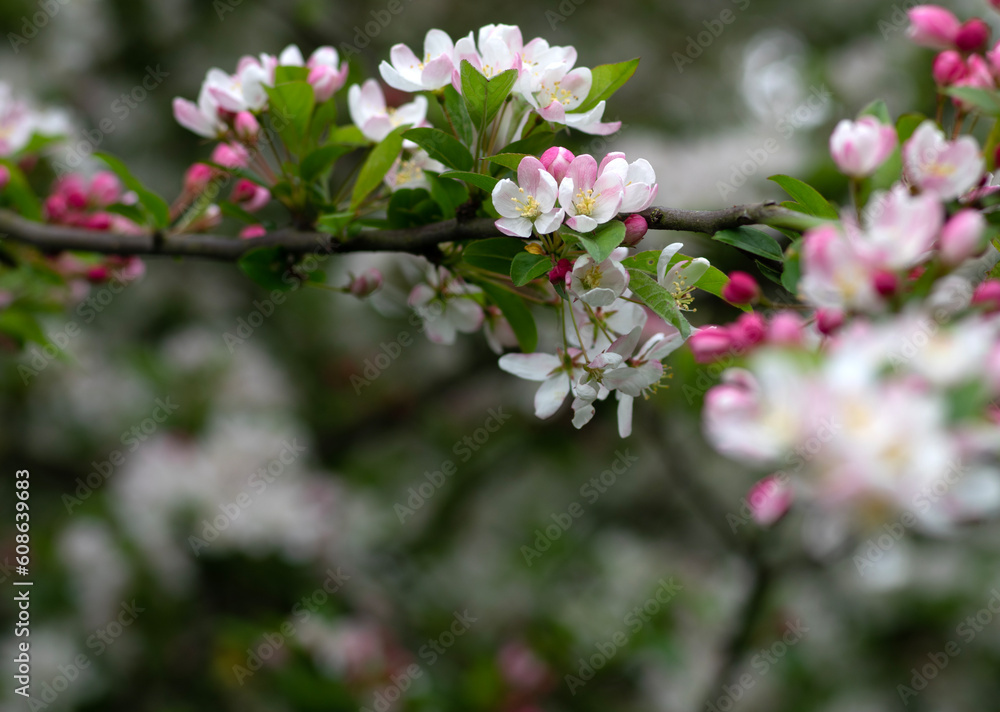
[{"left": 0, "top": 201, "right": 796, "bottom": 262}]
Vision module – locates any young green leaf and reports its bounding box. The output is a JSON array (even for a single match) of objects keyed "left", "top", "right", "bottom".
[
  {"left": 263, "top": 81, "right": 315, "bottom": 155},
  {"left": 713, "top": 227, "right": 784, "bottom": 262},
  {"left": 626, "top": 269, "right": 691, "bottom": 339},
  {"left": 439, "top": 171, "right": 500, "bottom": 192},
  {"left": 350, "top": 126, "right": 407, "bottom": 212},
  {"left": 486, "top": 154, "right": 528, "bottom": 172},
  {"left": 462, "top": 238, "right": 525, "bottom": 274},
  {"left": 238, "top": 246, "right": 294, "bottom": 291},
  {"left": 403, "top": 127, "right": 474, "bottom": 171},
  {"left": 443, "top": 85, "right": 474, "bottom": 146},
  {"left": 576, "top": 221, "right": 626, "bottom": 264},
  {"left": 460, "top": 61, "right": 518, "bottom": 133},
  {"left": 479, "top": 281, "right": 538, "bottom": 353},
  {"left": 510, "top": 252, "right": 552, "bottom": 286},
  {"left": 945, "top": 87, "right": 1000, "bottom": 116},
  {"left": 301, "top": 144, "right": 353, "bottom": 184},
  {"left": 768, "top": 174, "right": 839, "bottom": 219},
  {"left": 576, "top": 58, "right": 639, "bottom": 114}
]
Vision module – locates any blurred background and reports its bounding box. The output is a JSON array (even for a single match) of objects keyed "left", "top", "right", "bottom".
[{"left": 3, "top": 0, "right": 1000, "bottom": 710}]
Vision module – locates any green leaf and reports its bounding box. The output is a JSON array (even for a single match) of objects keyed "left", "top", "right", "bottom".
[
  {"left": 510, "top": 252, "right": 552, "bottom": 286},
  {"left": 274, "top": 65, "right": 310, "bottom": 83},
  {"left": 896, "top": 113, "right": 927, "bottom": 143},
  {"left": 264, "top": 81, "right": 315, "bottom": 155},
  {"left": 768, "top": 175, "right": 838, "bottom": 219},
  {"left": 479, "top": 281, "right": 537, "bottom": 353},
  {"left": 439, "top": 171, "right": 499, "bottom": 193},
  {"left": 498, "top": 130, "right": 556, "bottom": 158},
  {"left": 945, "top": 87, "right": 1000, "bottom": 116},
  {"left": 756, "top": 259, "right": 784, "bottom": 286},
  {"left": 238, "top": 246, "right": 294, "bottom": 291},
  {"left": 219, "top": 200, "right": 261, "bottom": 224},
  {"left": 94, "top": 151, "right": 170, "bottom": 227},
  {"left": 460, "top": 61, "right": 518, "bottom": 133},
  {"left": 576, "top": 58, "right": 639, "bottom": 114},
  {"left": 780, "top": 240, "right": 802, "bottom": 294},
  {"left": 576, "top": 221, "right": 626, "bottom": 264},
  {"left": 443, "top": 85, "right": 474, "bottom": 146},
  {"left": 330, "top": 125, "right": 368, "bottom": 146},
  {"left": 0, "top": 161, "right": 41, "bottom": 221},
  {"left": 308, "top": 98, "right": 338, "bottom": 144},
  {"left": 0, "top": 308, "right": 49, "bottom": 348},
  {"left": 403, "top": 127, "right": 474, "bottom": 171},
  {"left": 301, "top": 144, "right": 352, "bottom": 184},
  {"left": 859, "top": 99, "right": 891, "bottom": 124},
  {"left": 386, "top": 188, "right": 443, "bottom": 228},
  {"left": 316, "top": 211, "right": 353, "bottom": 235},
  {"left": 622, "top": 249, "right": 749, "bottom": 311},
  {"left": 462, "top": 238, "right": 525, "bottom": 275},
  {"left": 486, "top": 154, "right": 528, "bottom": 172},
  {"left": 713, "top": 227, "right": 784, "bottom": 262},
  {"left": 626, "top": 269, "right": 691, "bottom": 339},
  {"left": 350, "top": 126, "right": 406, "bottom": 211},
  {"left": 424, "top": 170, "right": 469, "bottom": 218}
]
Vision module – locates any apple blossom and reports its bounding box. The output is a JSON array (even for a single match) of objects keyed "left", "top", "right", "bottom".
[
  {"left": 606, "top": 329, "right": 685, "bottom": 437},
  {"left": 657, "top": 243, "right": 711, "bottom": 310},
  {"left": 747, "top": 475, "right": 793, "bottom": 526},
  {"left": 940, "top": 209, "right": 986, "bottom": 265},
  {"left": 0, "top": 82, "right": 71, "bottom": 156},
  {"left": 453, "top": 24, "right": 522, "bottom": 83},
  {"left": 907, "top": 5, "right": 961, "bottom": 49},
  {"left": 384, "top": 150, "right": 446, "bottom": 191},
  {"left": 184, "top": 163, "right": 214, "bottom": 194},
  {"left": 498, "top": 348, "right": 586, "bottom": 419},
  {"left": 622, "top": 214, "right": 648, "bottom": 246},
  {"left": 903, "top": 121, "right": 983, "bottom": 200},
  {"left": 231, "top": 180, "right": 270, "bottom": 212},
  {"left": 204, "top": 58, "right": 270, "bottom": 113},
  {"left": 408, "top": 266, "right": 483, "bottom": 345},
  {"left": 347, "top": 268, "right": 383, "bottom": 298},
  {"left": 558, "top": 154, "right": 624, "bottom": 232},
  {"left": 234, "top": 111, "right": 260, "bottom": 141},
  {"left": 492, "top": 156, "right": 564, "bottom": 238},
  {"left": 379, "top": 29, "right": 456, "bottom": 92},
  {"left": 348, "top": 79, "right": 429, "bottom": 143},
  {"left": 688, "top": 326, "right": 735, "bottom": 363},
  {"left": 598, "top": 152, "right": 659, "bottom": 212},
  {"left": 211, "top": 142, "right": 250, "bottom": 169},
  {"left": 815, "top": 308, "right": 845, "bottom": 335},
  {"left": 304, "top": 47, "right": 349, "bottom": 102},
  {"left": 829, "top": 116, "right": 897, "bottom": 178},
  {"left": 539, "top": 146, "right": 575, "bottom": 183},
  {"left": 568, "top": 248, "right": 629, "bottom": 308},
  {"left": 972, "top": 280, "right": 1000, "bottom": 311},
  {"left": 932, "top": 50, "right": 966, "bottom": 85}
]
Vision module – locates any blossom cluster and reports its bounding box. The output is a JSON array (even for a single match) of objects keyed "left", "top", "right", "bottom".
[
  {"left": 0, "top": 81, "right": 71, "bottom": 158},
  {"left": 907, "top": 4, "right": 1000, "bottom": 93},
  {"left": 491, "top": 147, "right": 658, "bottom": 238},
  {"left": 380, "top": 24, "right": 620, "bottom": 135}
]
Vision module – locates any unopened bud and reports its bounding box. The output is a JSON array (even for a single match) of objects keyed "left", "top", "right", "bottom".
[
  {"left": 940, "top": 209, "right": 986, "bottom": 265},
  {"left": 955, "top": 18, "right": 990, "bottom": 52},
  {"left": 348, "top": 268, "right": 383, "bottom": 298},
  {"left": 815, "top": 308, "right": 844, "bottom": 335},
  {"left": 539, "top": 146, "right": 575, "bottom": 184},
  {"left": 933, "top": 50, "right": 966, "bottom": 86},
  {"left": 234, "top": 111, "right": 260, "bottom": 141},
  {"left": 873, "top": 269, "right": 898, "bottom": 297},
  {"left": 239, "top": 224, "right": 267, "bottom": 239},
  {"left": 972, "top": 279, "right": 1000, "bottom": 311},
  {"left": 721, "top": 271, "right": 760, "bottom": 304},
  {"left": 548, "top": 258, "right": 572, "bottom": 286},
  {"left": 184, "top": 163, "right": 214, "bottom": 193},
  {"left": 210, "top": 142, "right": 249, "bottom": 169},
  {"left": 687, "top": 326, "right": 734, "bottom": 363},
  {"left": 622, "top": 214, "right": 648, "bottom": 246}
]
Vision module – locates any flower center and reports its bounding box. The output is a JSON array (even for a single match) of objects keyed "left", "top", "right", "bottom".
[
  {"left": 396, "top": 159, "right": 423, "bottom": 186},
  {"left": 542, "top": 80, "right": 576, "bottom": 106},
  {"left": 511, "top": 187, "right": 541, "bottom": 219},
  {"left": 574, "top": 189, "right": 597, "bottom": 216},
  {"left": 581, "top": 264, "right": 603, "bottom": 290}
]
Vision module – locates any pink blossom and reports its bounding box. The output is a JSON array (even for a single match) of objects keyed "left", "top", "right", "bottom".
[
  {"left": 239, "top": 224, "right": 267, "bottom": 239},
  {"left": 211, "top": 142, "right": 250, "bottom": 169},
  {"left": 688, "top": 326, "right": 735, "bottom": 363},
  {"left": 558, "top": 154, "right": 624, "bottom": 232},
  {"left": 348, "top": 79, "right": 429, "bottom": 143},
  {"left": 747, "top": 475, "right": 793, "bottom": 526},
  {"left": 234, "top": 111, "right": 260, "bottom": 141},
  {"left": 907, "top": 5, "right": 961, "bottom": 49},
  {"left": 767, "top": 312, "right": 805, "bottom": 346},
  {"left": 539, "top": 146, "right": 574, "bottom": 183},
  {"left": 379, "top": 30, "right": 456, "bottom": 92},
  {"left": 231, "top": 179, "right": 270, "bottom": 212},
  {"left": 88, "top": 171, "right": 121, "bottom": 207},
  {"left": 184, "top": 163, "right": 214, "bottom": 193},
  {"left": 347, "top": 268, "right": 383, "bottom": 298},
  {"left": 940, "top": 209, "right": 986, "bottom": 265},
  {"left": 722, "top": 271, "right": 760, "bottom": 304},
  {"left": 955, "top": 18, "right": 990, "bottom": 52},
  {"left": 933, "top": 50, "right": 966, "bottom": 85},
  {"left": 598, "top": 152, "right": 658, "bottom": 212},
  {"left": 815, "top": 308, "right": 845, "bottom": 335},
  {"left": 492, "top": 156, "right": 564, "bottom": 237},
  {"left": 903, "top": 121, "right": 983, "bottom": 200},
  {"left": 829, "top": 116, "right": 897, "bottom": 178},
  {"left": 306, "top": 47, "right": 349, "bottom": 102},
  {"left": 972, "top": 279, "right": 1000, "bottom": 311}
]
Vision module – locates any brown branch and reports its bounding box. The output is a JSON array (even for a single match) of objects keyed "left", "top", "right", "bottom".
[{"left": 0, "top": 202, "right": 798, "bottom": 262}]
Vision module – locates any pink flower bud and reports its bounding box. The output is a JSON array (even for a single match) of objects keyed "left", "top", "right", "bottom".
[
  {"left": 688, "top": 326, "right": 734, "bottom": 363},
  {"left": 231, "top": 179, "right": 271, "bottom": 212},
  {"left": 184, "top": 163, "right": 214, "bottom": 193},
  {"left": 85, "top": 265, "right": 110, "bottom": 283},
  {"left": 80, "top": 213, "right": 113, "bottom": 231},
  {"left": 730, "top": 312, "right": 766, "bottom": 351},
  {"left": 747, "top": 475, "right": 792, "bottom": 527},
  {"left": 210, "top": 142, "right": 249, "bottom": 169},
  {"left": 234, "top": 111, "right": 260, "bottom": 141},
  {"left": 873, "top": 269, "right": 898, "bottom": 297},
  {"left": 548, "top": 258, "right": 572, "bottom": 286},
  {"left": 956, "top": 18, "right": 990, "bottom": 52},
  {"left": 539, "top": 147, "right": 575, "bottom": 184},
  {"left": 829, "top": 116, "right": 897, "bottom": 178},
  {"left": 348, "top": 268, "right": 384, "bottom": 298},
  {"left": 933, "top": 50, "right": 966, "bottom": 86},
  {"left": 954, "top": 54, "right": 994, "bottom": 93},
  {"left": 239, "top": 224, "right": 267, "bottom": 239},
  {"left": 767, "top": 311, "right": 805, "bottom": 345},
  {"left": 44, "top": 194, "right": 68, "bottom": 222},
  {"left": 721, "top": 271, "right": 761, "bottom": 304},
  {"left": 55, "top": 174, "right": 88, "bottom": 210},
  {"left": 907, "top": 5, "right": 961, "bottom": 49},
  {"left": 0, "top": 165, "right": 9, "bottom": 191},
  {"left": 815, "top": 308, "right": 844, "bottom": 335},
  {"left": 940, "top": 209, "right": 986, "bottom": 265},
  {"left": 88, "top": 171, "right": 121, "bottom": 207},
  {"left": 972, "top": 279, "right": 1000, "bottom": 311},
  {"left": 622, "top": 214, "right": 648, "bottom": 246},
  {"left": 308, "top": 65, "right": 349, "bottom": 103}
]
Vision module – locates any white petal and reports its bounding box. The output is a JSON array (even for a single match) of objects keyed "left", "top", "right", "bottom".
[
  {"left": 535, "top": 374, "right": 571, "bottom": 419},
  {"left": 498, "top": 353, "right": 561, "bottom": 381}
]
